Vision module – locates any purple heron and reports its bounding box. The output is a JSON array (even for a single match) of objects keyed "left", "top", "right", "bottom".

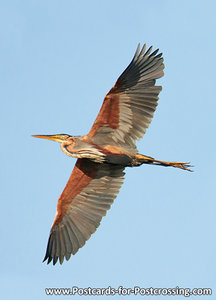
[{"left": 33, "top": 44, "right": 191, "bottom": 265}]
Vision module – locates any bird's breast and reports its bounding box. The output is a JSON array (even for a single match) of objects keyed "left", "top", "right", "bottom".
[{"left": 62, "top": 142, "right": 106, "bottom": 163}]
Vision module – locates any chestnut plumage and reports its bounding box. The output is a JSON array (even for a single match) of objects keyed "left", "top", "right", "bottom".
[{"left": 33, "top": 44, "right": 191, "bottom": 265}]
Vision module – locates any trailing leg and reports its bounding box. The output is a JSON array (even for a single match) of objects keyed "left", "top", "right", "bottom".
[{"left": 134, "top": 154, "right": 192, "bottom": 171}]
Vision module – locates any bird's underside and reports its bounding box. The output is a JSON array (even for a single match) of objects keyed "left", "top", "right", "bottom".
[{"left": 33, "top": 43, "right": 192, "bottom": 265}]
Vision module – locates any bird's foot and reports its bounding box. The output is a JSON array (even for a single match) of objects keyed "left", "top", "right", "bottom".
[{"left": 162, "top": 161, "right": 193, "bottom": 172}]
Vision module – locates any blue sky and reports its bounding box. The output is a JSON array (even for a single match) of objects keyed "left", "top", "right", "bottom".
[{"left": 1, "top": 0, "right": 215, "bottom": 299}]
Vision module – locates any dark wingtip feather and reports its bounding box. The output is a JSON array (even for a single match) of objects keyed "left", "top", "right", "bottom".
[
  {"left": 149, "top": 48, "right": 159, "bottom": 57},
  {"left": 53, "top": 255, "right": 58, "bottom": 265},
  {"left": 43, "top": 250, "right": 49, "bottom": 263},
  {"left": 47, "top": 255, "right": 52, "bottom": 264},
  {"left": 155, "top": 52, "right": 163, "bottom": 58},
  {"left": 144, "top": 46, "right": 153, "bottom": 57},
  {"left": 42, "top": 253, "right": 59, "bottom": 265},
  {"left": 43, "top": 236, "right": 52, "bottom": 264},
  {"left": 139, "top": 43, "right": 146, "bottom": 56},
  {"left": 132, "top": 43, "right": 141, "bottom": 61}
]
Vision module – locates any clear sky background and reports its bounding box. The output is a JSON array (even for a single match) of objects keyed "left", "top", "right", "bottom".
[{"left": 1, "top": 0, "right": 215, "bottom": 299}]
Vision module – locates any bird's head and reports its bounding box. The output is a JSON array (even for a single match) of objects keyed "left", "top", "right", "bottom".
[{"left": 32, "top": 134, "right": 77, "bottom": 155}]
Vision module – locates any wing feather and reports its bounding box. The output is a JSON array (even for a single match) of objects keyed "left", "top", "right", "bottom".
[
  {"left": 43, "top": 159, "right": 125, "bottom": 264},
  {"left": 88, "top": 43, "right": 164, "bottom": 153}
]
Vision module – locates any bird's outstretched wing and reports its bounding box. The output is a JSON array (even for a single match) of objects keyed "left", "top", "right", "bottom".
[
  {"left": 88, "top": 44, "right": 164, "bottom": 153},
  {"left": 43, "top": 159, "right": 125, "bottom": 265}
]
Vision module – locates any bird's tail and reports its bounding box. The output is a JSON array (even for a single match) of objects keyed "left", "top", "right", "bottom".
[{"left": 135, "top": 154, "right": 192, "bottom": 172}]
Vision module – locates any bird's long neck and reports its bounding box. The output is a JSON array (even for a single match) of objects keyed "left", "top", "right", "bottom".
[{"left": 61, "top": 137, "right": 106, "bottom": 163}]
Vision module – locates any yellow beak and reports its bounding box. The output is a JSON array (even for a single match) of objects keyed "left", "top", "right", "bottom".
[{"left": 32, "top": 134, "right": 66, "bottom": 143}]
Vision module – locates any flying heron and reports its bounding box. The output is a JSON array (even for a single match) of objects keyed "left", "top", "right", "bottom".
[{"left": 33, "top": 43, "right": 191, "bottom": 265}]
